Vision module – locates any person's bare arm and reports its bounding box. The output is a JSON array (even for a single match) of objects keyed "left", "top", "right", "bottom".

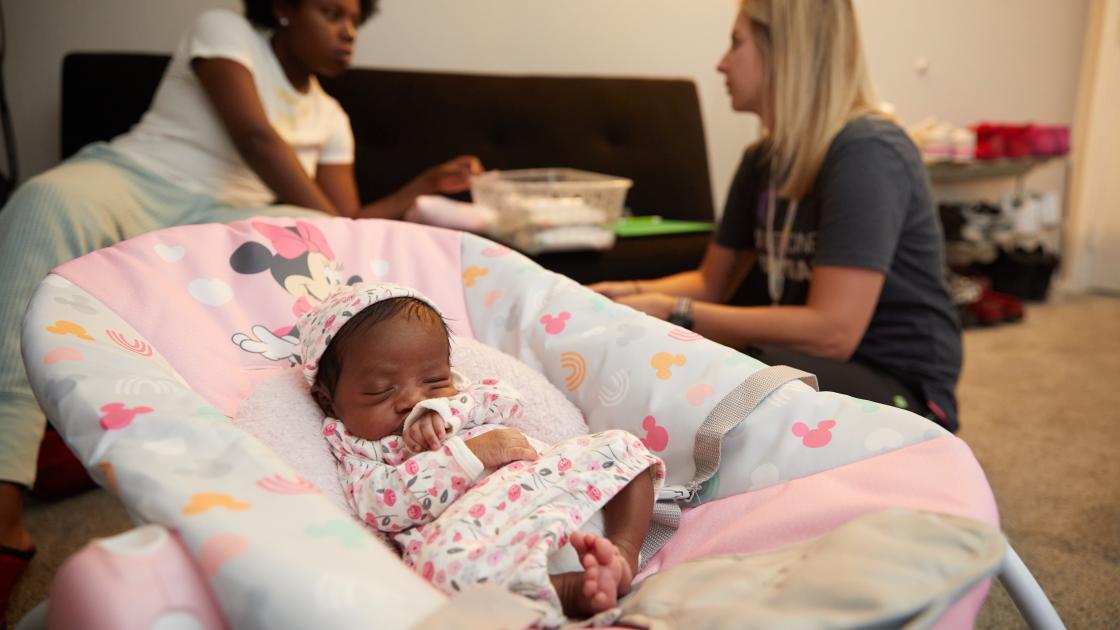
[
  {"left": 695, "top": 266, "right": 883, "bottom": 359},
  {"left": 315, "top": 163, "right": 361, "bottom": 217},
  {"left": 318, "top": 157, "right": 484, "bottom": 221},
  {"left": 590, "top": 242, "right": 755, "bottom": 302},
  {"left": 317, "top": 161, "right": 428, "bottom": 220},
  {"left": 620, "top": 265, "right": 884, "bottom": 360},
  {"left": 361, "top": 155, "right": 482, "bottom": 220},
  {"left": 192, "top": 57, "right": 341, "bottom": 214}
]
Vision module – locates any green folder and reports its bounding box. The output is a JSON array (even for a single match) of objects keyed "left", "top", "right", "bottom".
[{"left": 615, "top": 215, "right": 715, "bottom": 238}]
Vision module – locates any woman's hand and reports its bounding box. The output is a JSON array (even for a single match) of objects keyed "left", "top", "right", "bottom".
[
  {"left": 360, "top": 155, "right": 484, "bottom": 220},
  {"left": 616, "top": 292, "right": 675, "bottom": 321},
  {"left": 464, "top": 429, "right": 538, "bottom": 469},
  {"left": 403, "top": 411, "right": 447, "bottom": 453},
  {"left": 588, "top": 280, "right": 641, "bottom": 299},
  {"left": 420, "top": 156, "right": 483, "bottom": 195},
  {"left": 589, "top": 279, "right": 674, "bottom": 320}
]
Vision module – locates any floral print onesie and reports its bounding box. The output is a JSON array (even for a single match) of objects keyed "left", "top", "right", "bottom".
[{"left": 322, "top": 375, "right": 665, "bottom": 619}]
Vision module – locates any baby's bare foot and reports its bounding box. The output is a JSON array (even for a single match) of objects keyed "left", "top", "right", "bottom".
[
  {"left": 570, "top": 531, "right": 628, "bottom": 613},
  {"left": 610, "top": 538, "right": 639, "bottom": 596}
]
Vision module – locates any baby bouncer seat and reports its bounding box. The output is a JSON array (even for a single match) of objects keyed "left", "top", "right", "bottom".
[{"left": 20, "top": 217, "right": 1062, "bottom": 628}]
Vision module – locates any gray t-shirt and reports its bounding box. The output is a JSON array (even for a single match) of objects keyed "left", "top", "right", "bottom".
[{"left": 716, "top": 117, "right": 961, "bottom": 428}]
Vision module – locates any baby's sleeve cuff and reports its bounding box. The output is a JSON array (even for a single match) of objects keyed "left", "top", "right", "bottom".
[
  {"left": 402, "top": 398, "right": 460, "bottom": 434},
  {"left": 443, "top": 436, "right": 485, "bottom": 482}
]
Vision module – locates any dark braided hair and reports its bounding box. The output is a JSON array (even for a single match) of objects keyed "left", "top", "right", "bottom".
[{"left": 242, "top": 0, "right": 379, "bottom": 30}]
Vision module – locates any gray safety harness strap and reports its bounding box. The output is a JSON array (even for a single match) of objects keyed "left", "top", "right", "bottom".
[{"left": 640, "top": 365, "right": 819, "bottom": 567}]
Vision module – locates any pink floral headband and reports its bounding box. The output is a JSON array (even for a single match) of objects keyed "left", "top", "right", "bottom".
[{"left": 295, "top": 282, "right": 442, "bottom": 385}]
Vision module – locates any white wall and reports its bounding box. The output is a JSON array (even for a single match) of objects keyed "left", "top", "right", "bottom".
[
  {"left": 1, "top": 0, "right": 242, "bottom": 182},
  {"left": 1, "top": 0, "right": 1089, "bottom": 216},
  {"left": 856, "top": 0, "right": 1089, "bottom": 203}
]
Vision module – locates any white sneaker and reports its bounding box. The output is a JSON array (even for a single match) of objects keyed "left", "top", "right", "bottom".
[
  {"left": 950, "top": 127, "right": 976, "bottom": 162},
  {"left": 1011, "top": 195, "right": 1042, "bottom": 251},
  {"left": 908, "top": 118, "right": 952, "bottom": 163},
  {"left": 1037, "top": 192, "right": 1062, "bottom": 226}
]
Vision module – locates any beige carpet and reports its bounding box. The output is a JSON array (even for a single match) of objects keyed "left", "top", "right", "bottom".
[
  {"left": 7, "top": 294, "right": 1119, "bottom": 628},
  {"left": 961, "top": 293, "right": 1120, "bottom": 629}
]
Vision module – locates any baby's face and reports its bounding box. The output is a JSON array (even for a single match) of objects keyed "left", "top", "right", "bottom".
[{"left": 330, "top": 314, "right": 457, "bottom": 441}]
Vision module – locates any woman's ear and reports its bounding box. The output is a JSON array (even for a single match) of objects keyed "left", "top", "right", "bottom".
[{"left": 311, "top": 382, "right": 335, "bottom": 417}]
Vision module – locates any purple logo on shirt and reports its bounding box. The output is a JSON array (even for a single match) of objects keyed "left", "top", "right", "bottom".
[{"left": 756, "top": 189, "right": 772, "bottom": 222}]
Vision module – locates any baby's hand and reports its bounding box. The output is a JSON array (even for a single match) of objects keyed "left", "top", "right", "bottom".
[
  {"left": 463, "top": 428, "right": 538, "bottom": 469},
  {"left": 403, "top": 411, "right": 448, "bottom": 453}
]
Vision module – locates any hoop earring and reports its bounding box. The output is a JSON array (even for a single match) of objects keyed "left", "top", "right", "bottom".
[{"left": 278, "top": 17, "right": 289, "bottom": 27}]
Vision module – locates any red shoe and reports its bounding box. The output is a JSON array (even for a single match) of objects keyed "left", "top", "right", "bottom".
[
  {"left": 968, "top": 287, "right": 1024, "bottom": 326},
  {"left": 1026, "top": 124, "right": 1071, "bottom": 157},
  {"left": 31, "top": 426, "right": 96, "bottom": 501},
  {"left": 1, "top": 543, "right": 36, "bottom": 625},
  {"left": 990, "top": 289, "right": 1024, "bottom": 322},
  {"left": 973, "top": 123, "right": 1006, "bottom": 160},
  {"left": 1002, "top": 124, "right": 1031, "bottom": 158},
  {"left": 968, "top": 290, "right": 1004, "bottom": 325}
]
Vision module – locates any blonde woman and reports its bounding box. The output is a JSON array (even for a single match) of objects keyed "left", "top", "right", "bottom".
[{"left": 592, "top": 0, "right": 962, "bottom": 431}]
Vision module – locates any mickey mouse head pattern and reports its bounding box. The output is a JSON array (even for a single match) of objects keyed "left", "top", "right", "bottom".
[
  {"left": 640, "top": 416, "right": 669, "bottom": 452},
  {"left": 651, "top": 352, "right": 687, "bottom": 380},
  {"left": 793, "top": 420, "right": 836, "bottom": 448},
  {"left": 539, "top": 312, "right": 571, "bottom": 335},
  {"left": 47, "top": 320, "right": 94, "bottom": 340},
  {"left": 100, "top": 403, "right": 153, "bottom": 430}
]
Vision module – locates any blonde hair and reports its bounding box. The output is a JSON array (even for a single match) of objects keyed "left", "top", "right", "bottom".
[{"left": 740, "top": 0, "right": 880, "bottom": 201}]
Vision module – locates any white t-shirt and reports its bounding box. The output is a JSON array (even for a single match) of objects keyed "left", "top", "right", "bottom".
[{"left": 111, "top": 9, "right": 354, "bottom": 208}]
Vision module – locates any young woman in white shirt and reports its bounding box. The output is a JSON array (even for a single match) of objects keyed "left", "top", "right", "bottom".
[{"left": 0, "top": 0, "right": 480, "bottom": 612}]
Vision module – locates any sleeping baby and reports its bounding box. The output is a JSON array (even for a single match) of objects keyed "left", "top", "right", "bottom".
[{"left": 296, "top": 282, "right": 664, "bottom": 621}]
